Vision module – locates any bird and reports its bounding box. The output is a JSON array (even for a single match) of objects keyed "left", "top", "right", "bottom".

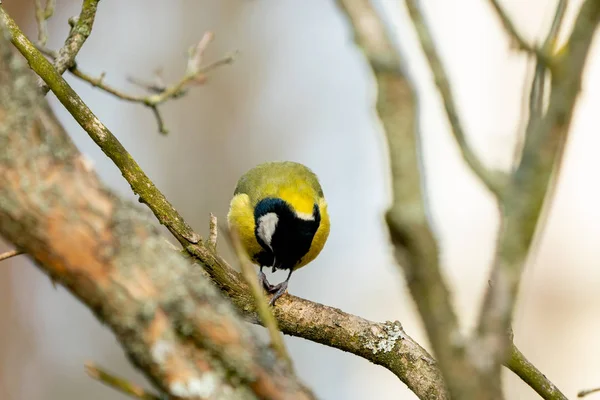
[{"left": 227, "top": 161, "right": 330, "bottom": 306}]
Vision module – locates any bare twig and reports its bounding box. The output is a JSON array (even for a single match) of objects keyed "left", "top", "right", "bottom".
[
  {"left": 40, "top": 33, "right": 235, "bottom": 134},
  {"left": 522, "top": 0, "right": 569, "bottom": 163},
  {"left": 0, "top": 7, "right": 201, "bottom": 244},
  {"left": 208, "top": 213, "right": 218, "bottom": 250},
  {"left": 488, "top": 0, "right": 549, "bottom": 61},
  {"left": 506, "top": 344, "right": 568, "bottom": 400},
  {"left": 0, "top": 249, "right": 23, "bottom": 261},
  {"left": 579, "top": 387, "right": 600, "bottom": 398},
  {"left": 229, "top": 227, "right": 293, "bottom": 369},
  {"left": 48, "top": 0, "right": 99, "bottom": 82},
  {"left": 478, "top": 0, "right": 600, "bottom": 378},
  {"left": 85, "top": 363, "right": 162, "bottom": 400},
  {"left": 33, "top": 0, "right": 55, "bottom": 46},
  {"left": 404, "top": 0, "right": 506, "bottom": 198}
]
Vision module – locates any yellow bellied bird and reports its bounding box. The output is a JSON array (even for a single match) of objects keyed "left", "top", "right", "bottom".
[{"left": 227, "top": 161, "right": 330, "bottom": 306}]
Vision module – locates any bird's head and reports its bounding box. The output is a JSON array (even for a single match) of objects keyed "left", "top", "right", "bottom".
[{"left": 253, "top": 196, "right": 321, "bottom": 269}]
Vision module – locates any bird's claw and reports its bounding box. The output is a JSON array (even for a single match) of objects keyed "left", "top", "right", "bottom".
[
  {"left": 258, "top": 270, "right": 277, "bottom": 293},
  {"left": 267, "top": 281, "right": 288, "bottom": 306}
]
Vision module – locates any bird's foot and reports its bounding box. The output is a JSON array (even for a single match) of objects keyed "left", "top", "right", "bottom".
[
  {"left": 268, "top": 281, "right": 288, "bottom": 306},
  {"left": 258, "top": 270, "right": 277, "bottom": 293}
]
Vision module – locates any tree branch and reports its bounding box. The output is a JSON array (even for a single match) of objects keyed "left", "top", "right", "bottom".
[
  {"left": 44, "top": 0, "right": 99, "bottom": 92},
  {"left": 529, "top": 0, "right": 568, "bottom": 122},
  {"left": 0, "top": 21, "right": 313, "bottom": 399},
  {"left": 404, "top": 0, "right": 507, "bottom": 198},
  {"left": 34, "top": 0, "right": 55, "bottom": 47},
  {"left": 0, "top": 6, "right": 201, "bottom": 245},
  {"left": 0, "top": 2, "right": 572, "bottom": 400},
  {"left": 38, "top": 28, "right": 236, "bottom": 134},
  {"left": 506, "top": 345, "right": 567, "bottom": 400},
  {"left": 488, "top": 0, "right": 548, "bottom": 60},
  {"left": 191, "top": 239, "right": 450, "bottom": 400},
  {"left": 0, "top": 249, "right": 23, "bottom": 261},
  {"left": 579, "top": 387, "right": 600, "bottom": 398},
  {"left": 85, "top": 363, "right": 162, "bottom": 400},
  {"left": 478, "top": 0, "right": 600, "bottom": 378}
]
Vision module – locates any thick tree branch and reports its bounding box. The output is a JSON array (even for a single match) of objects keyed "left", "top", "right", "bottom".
[
  {"left": 0, "top": 20, "right": 313, "bottom": 400},
  {"left": 478, "top": 0, "right": 600, "bottom": 378},
  {"left": 404, "top": 0, "right": 507, "bottom": 198},
  {"left": 190, "top": 241, "right": 449, "bottom": 400}
]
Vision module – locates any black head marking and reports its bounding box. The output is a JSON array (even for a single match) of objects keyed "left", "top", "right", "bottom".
[{"left": 254, "top": 198, "right": 320, "bottom": 270}]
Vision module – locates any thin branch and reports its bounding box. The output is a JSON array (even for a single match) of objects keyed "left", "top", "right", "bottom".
[
  {"left": 71, "top": 50, "right": 236, "bottom": 134},
  {"left": 478, "top": 0, "right": 600, "bottom": 378},
  {"left": 0, "top": 249, "right": 23, "bottom": 261},
  {"left": 506, "top": 344, "right": 568, "bottom": 400},
  {"left": 579, "top": 387, "right": 600, "bottom": 398},
  {"left": 526, "top": 0, "right": 568, "bottom": 141},
  {"left": 404, "top": 0, "right": 506, "bottom": 198},
  {"left": 0, "top": 7, "right": 201, "bottom": 245},
  {"left": 33, "top": 0, "right": 55, "bottom": 46},
  {"left": 45, "top": 0, "right": 99, "bottom": 89},
  {"left": 229, "top": 227, "right": 293, "bottom": 370},
  {"left": 208, "top": 213, "right": 218, "bottom": 250},
  {"left": 488, "top": 0, "right": 549, "bottom": 60},
  {"left": 40, "top": 33, "right": 235, "bottom": 134},
  {"left": 85, "top": 363, "right": 162, "bottom": 400}
]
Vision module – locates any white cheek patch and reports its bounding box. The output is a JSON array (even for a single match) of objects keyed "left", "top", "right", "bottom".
[
  {"left": 295, "top": 211, "right": 315, "bottom": 221},
  {"left": 257, "top": 213, "right": 279, "bottom": 250}
]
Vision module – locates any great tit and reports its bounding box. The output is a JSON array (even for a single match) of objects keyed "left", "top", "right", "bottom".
[{"left": 227, "top": 161, "right": 330, "bottom": 306}]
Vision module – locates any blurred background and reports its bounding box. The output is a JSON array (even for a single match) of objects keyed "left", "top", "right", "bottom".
[{"left": 1, "top": 0, "right": 599, "bottom": 399}]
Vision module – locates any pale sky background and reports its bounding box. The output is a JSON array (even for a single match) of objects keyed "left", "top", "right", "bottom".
[{"left": 1, "top": 1, "right": 599, "bottom": 399}]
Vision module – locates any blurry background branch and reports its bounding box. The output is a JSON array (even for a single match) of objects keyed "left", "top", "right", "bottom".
[
  {"left": 33, "top": 0, "right": 54, "bottom": 46},
  {"left": 337, "top": 0, "right": 504, "bottom": 398},
  {"left": 337, "top": 0, "right": 474, "bottom": 397},
  {"left": 405, "top": 0, "right": 506, "bottom": 198},
  {"left": 478, "top": 0, "right": 600, "bottom": 381},
  {"left": 85, "top": 363, "right": 162, "bottom": 400},
  {"left": 37, "top": 33, "right": 236, "bottom": 134},
  {"left": 579, "top": 386, "right": 600, "bottom": 398},
  {"left": 0, "top": 249, "right": 23, "bottom": 262}
]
